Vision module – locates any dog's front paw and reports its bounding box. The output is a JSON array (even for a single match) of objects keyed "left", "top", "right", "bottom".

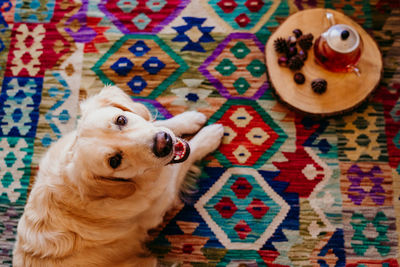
[
  {"left": 176, "top": 111, "right": 207, "bottom": 134},
  {"left": 154, "top": 111, "right": 207, "bottom": 136},
  {"left": 190, "top": 124, "right": 224, "bottom": 160}
]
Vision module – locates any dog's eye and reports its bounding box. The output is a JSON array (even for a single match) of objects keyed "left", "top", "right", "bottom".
[
  {"left": 109, "top": 154, "right": 122, "bottom": 169},
  {"left": 115, "top": 115, "right": 127, "bottom": 126}
]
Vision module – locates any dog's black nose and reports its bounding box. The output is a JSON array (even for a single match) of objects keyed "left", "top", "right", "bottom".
[{"left": 153, "top": 131, "right": 173, "bottom": 158}]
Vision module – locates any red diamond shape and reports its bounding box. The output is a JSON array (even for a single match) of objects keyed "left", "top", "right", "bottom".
[
  {"left": 24, "top": 35, "right": 34, "bottom": 48},
  {"left": 246, "top": 198, "right": 270, "bottom": 219},
  {"left": 21, "top": 52, "right": 33, "bottom": 65},
  {"left": 231, "top": 177, "right": 253, "bottom": 199},
  {"left": 235, "top": 13, "right": 250, "bottom": 28},
  {"left": 234, "top": 220, "right": 252, "bottom": 239},
  {"left": 245, "top": 0, "right": 264, "bottom": 12},
  {"left": 182, "top": 244, "right": 194, "bottom": 254},
  {"left": 217, "top": 0, "right": 238, "bottom": 13},
  {"left": 214, "top": 197, "right": 238, "bottom": 219}
]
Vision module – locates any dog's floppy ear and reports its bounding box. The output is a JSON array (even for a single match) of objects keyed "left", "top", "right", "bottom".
[
  {"left": 73, "top": 169, "right": 137, "bottom": 200},
  {"left": 80, "top": 85, "right": 152, "bottom": 120},
  {"left": 88, "top": 178, "right": 137, "bottom": 200}
]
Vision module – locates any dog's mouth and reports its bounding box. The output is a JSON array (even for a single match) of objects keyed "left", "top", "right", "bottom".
[
  {"left": 96, "top": 176, "right": 133, "bottom": 183},
  {"left": 169, "top": 137, "right": 190, "bottom": 164}
]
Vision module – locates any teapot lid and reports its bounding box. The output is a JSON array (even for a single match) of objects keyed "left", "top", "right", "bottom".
[{"left": 325, "top": 24, "right": 360, "bottom": 53}]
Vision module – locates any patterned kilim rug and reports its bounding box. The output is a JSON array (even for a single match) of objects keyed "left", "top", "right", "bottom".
[{"left": 0, "top": 0, "right": 399, "bottom": 266}]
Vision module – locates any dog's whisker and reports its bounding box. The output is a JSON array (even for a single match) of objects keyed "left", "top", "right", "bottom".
[{"left": 151, "top": 109, "right": 160, "bottom": 122}]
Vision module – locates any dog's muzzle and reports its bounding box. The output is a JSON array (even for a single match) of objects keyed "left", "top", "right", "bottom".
[{"left": 153, "top": 131, "right": 190, "bottom": 164}]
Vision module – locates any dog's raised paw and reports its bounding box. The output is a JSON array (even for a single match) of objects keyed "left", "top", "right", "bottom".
[
  {"left": 178, "top": 111, "right": 207, "bottom": 134},
  {"left": 202, "top": 124, "right": 224, "bottom": 141},
  {"left": 190, "top": 124, "right": 224, "bottom": 160},
  {"left": 189, "top": 111, "right": 207, "bottom": 124},
  {"left": 153, "top": 111, "right": 207, "bottom": 136}
]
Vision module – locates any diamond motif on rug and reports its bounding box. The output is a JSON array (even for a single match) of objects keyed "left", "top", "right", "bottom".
[
  {"left": 273, "top": 143, "right": 334, "bottom": 198},
  {"left": 110, "top": 57, "right": 134, "bottom": 76},
  {"left": 340, "top": 162, "right": 393, "bottom": 207},
  {"left": 14, "top": 0, "right": 56, "bottom": 23},
  {"left": 116, "top": 0, "right": 138, "bottom": 13},
  {"left": 343, "top": 207, "right": 398, "bottom": 260},
  {"left": 92, "top": 35, "right": 188, "bottom": 98},
  {"left": 99, "top": 0, "right": 189, "bottom": 33},
  {"left": 132, "top": 13, "right": 152, "bottom": 30},
  {"left": 336, "top": 104, "right": 388, "bottom": 162},
  {"left": 199, "top": 33, "right": 268, "bottom": 99},
  {"left": 146, "top": 0, "right": 167, "bottom": 12},
  {"left": 163, "top": 221, "right": 209, "bottom": 264},
  {"left": 169, "top": 79, "right": 214, "bottom": 110},
  {"left": 172, "top": 17, "right": 214, "bottom": 52},
  {"left": 208, "top": 99, "right": 287, "bottom": 168},
  {"left": 206, "top": 0, "right": 275, "bottom": 30},
  {"left": 6, "top": 24, "right": 45, "bottom": 77},
  {"left": 195, "top": 167, "right": 290, "bottom": 250},
  {"left": 0, "top": 137, "right": 33, "bottom": 204},
  {"left": 0, "top": 77, "right": 43, "bottom": 137}
]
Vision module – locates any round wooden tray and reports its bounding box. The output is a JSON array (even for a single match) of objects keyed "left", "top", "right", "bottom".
[{"left": 265, "top": 8, "right": 382, "bottom": 117}]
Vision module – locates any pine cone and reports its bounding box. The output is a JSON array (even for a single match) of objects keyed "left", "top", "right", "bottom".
[
  {"left": 298, "top": 50, "right": 308, "bottom": 61},
  {"left": 311, "top": 78, "right": 327, "bottom": 94},
  {"left": 288, "top": 55, "right": 304, "bottom": 71},
  {"left": 287, "top": 46, "right": 298, "bottom": 58},
  {"left": 274, "top": 37, "right": 289, "bottom": 54},
  {"left": 298, "top": 33, "right": 314, "bottom": 51},
  {"left": 293, "top": 29, "right": 303, "bottom": 38}
]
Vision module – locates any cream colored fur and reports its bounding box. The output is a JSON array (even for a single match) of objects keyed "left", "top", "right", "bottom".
[{"left": 13, "top": 86, "right": 224, "bottom": 267}]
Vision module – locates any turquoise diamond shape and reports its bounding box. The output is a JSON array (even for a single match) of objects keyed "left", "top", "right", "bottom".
[
  {"left": 215, "top": 58, "right": 237, "bottom": 76},
  {"left": 233, "top": 77, "right": 250, "bottom": 95},
  {"left": 146, "top": 0, "right": 167, "bottom": 12},
  {"left": 208, "top": 0, "right": 274, "bottom": 30},
  {"left": 1, "top": 172, "right": 13, "bottom": 188},
  {"left": 117, "top": 0, "right": 138, "bottom": 13},
  {"left": 230, "top": 41, "right": 250, "bottom": 59},
  {"left": 41, "top": 133, "right": 53, "bottom": 147},
  {"left": 132, "top": 13, "right": 151, "bottom": 30},
  {"left": 5, "top": 152, "right": 17, "bottom": 168},
  {"left": 246, "top": 59, "right": 266, "bottom": 77},
  {"left": 59, "top": 110, "right": 70, "bottom": 123}
]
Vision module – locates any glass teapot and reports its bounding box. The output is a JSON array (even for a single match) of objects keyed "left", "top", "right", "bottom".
[{"left": 313, "top": 12, "right": 362, "bottom": 75}]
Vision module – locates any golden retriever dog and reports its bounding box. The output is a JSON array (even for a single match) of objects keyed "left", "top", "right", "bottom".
[{"left": 13, "top": 86, "right": 224, "bottom": 267}]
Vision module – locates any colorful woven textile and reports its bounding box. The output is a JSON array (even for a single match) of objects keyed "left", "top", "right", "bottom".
[{"left": 0, "top": 0, "right": 399, "bottom": 266}]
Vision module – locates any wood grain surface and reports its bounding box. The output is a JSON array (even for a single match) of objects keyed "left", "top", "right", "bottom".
[{"left": 265, "top": 8, "right": 382, "bottom": 116}]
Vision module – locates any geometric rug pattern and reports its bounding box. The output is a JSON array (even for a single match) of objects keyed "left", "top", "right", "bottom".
[{"left": 1, "top": 0, "right": 400, "bottom": 266}]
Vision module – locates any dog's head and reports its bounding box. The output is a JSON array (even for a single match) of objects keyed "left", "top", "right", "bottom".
[{"left": 66, "top": 86, "right": 190, "bottom": 199}]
